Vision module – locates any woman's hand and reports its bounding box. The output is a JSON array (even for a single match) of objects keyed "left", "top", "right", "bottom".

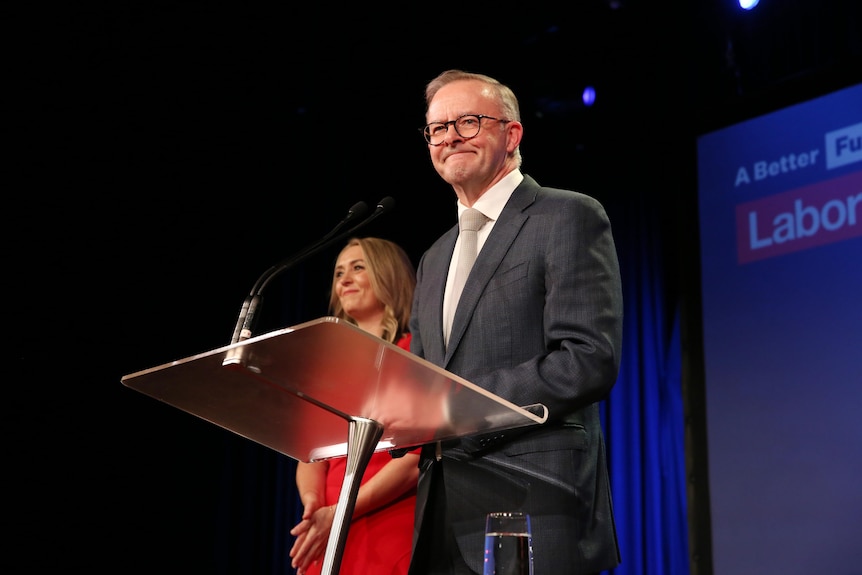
[{"left": 289, "top": 503, "right": 335, "bottom": 575}]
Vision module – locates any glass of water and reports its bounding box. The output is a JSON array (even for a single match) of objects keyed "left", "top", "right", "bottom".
[{"left": 483, "top": 511, "right": 534, "bottom": 575}]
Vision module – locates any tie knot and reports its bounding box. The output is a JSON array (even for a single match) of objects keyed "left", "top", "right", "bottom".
[{"left": 460, "top": 208, "right": 488, "bottom": 233}]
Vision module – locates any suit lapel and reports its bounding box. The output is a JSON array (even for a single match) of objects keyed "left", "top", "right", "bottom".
[
  {"left": 423, "top": 226, "right": 458, "bottom": 365},
  {"left": 444, "top": 182, "right": 537, "bottom": 365}
]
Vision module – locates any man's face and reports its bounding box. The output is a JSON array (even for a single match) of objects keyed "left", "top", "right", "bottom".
[{"left": 425, "top": 80, "right": 513, "bottom": 190}]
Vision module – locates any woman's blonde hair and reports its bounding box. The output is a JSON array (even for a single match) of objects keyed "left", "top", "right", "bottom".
[{"left": 329, "top": 237, "right": 416, "bottom": 344}]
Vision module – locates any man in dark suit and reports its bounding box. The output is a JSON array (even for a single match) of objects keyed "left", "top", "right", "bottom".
[{"left": 407, "top": 70, "right": 624, "bottom": 575}]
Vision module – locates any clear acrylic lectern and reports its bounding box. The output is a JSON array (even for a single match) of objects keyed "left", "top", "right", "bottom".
[{"left": 121, "top": 317, "right": 547, "bottom": 575}]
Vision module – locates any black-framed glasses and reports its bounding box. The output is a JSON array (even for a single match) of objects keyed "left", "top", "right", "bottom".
[{"left": 421, "top": 114, "right": 511, "bottom": 146}]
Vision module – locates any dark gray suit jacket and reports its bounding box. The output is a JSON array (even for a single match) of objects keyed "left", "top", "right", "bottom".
[{"left": 409, "top": 174, "right": 624, "bottom": 574}]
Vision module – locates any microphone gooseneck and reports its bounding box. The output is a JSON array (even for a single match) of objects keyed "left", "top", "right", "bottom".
[{"left": 228, "top": 197, "right": 395, "bottom": 344}]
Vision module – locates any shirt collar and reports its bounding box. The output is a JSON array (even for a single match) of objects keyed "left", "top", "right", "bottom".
[{"left": 455, "top": 169, "right": 524, "bottom": 222}]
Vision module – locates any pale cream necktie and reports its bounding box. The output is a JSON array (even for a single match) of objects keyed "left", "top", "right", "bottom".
[{"left": 446, "top": 208, "right": 489, "bottom": 346}]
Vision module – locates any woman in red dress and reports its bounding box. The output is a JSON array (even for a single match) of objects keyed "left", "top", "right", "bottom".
[{"left": 290, "top": 237, "right": 419, "bottom": 575}]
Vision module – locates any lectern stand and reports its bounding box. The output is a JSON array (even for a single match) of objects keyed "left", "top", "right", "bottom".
[{"left": 122, "top": 317, "right": 547, "bottom": 575}]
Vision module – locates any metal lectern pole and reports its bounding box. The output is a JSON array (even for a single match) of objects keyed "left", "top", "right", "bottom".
[{"left": 320, "top": 417, "right": 383, "bottom": 575}]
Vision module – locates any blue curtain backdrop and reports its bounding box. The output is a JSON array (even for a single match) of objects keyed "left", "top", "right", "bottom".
[
  {"left": 212, "top": 201, "right": 690, "bottom": 575},
  {"left": 600, "top": 198, "right": 690, "bottom": 575}
]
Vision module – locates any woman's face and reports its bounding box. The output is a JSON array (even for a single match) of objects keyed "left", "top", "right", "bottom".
[{"left": 334, "top": 244, "right": 384, "bottom": 321}]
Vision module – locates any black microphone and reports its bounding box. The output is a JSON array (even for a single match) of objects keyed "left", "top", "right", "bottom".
[
  {"left": 228, "top": 197, "right": 394, "bottom": 344},
  {"left": 344, "top": 196, "right": 395, "bottom": 235},
  {"left": 318, "top": 200, "right": 369, "bottom": 245},
  {"left": 229, "top": 200, "right": 368, "bottom": 345}
]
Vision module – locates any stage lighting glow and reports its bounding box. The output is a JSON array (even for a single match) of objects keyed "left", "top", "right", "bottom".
[
  {"left": 739, "top": 0, "right": 759, "bottom": 9},
  {"left": 582, "top": 86, "right": 596, "bottom": 107}
]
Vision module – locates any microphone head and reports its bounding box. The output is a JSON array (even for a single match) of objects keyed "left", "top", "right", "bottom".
[
  {"left": 343, "top": 196, "right": 395, "bottom": 236},
  {"left": 348, "top": 201, "right": 369, "bottom": 220},
  {"left": 375, "top": 196, "right": 395, "bottom": 213}
]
